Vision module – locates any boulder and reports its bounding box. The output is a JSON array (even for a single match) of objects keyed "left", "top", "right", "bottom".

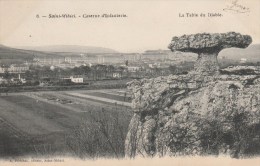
[{"left": 168, "top": 32, "right": 252, "bottom": 75}]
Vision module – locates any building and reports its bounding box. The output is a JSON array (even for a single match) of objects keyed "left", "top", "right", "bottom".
[
  {"left": 0, "top": 64, "right": 29, "bottom": 73},
  {"left": 240, "top": 58, "right": 247, "bottom": 63},
  {"left": 34, "top": 57, "right": 65, "bottom": 65},
  {"left": 112, "top": 72, "right": 121, "bottom": 78},
  {"left": 0, "top": 67, "right": 5, "bottom": 73},
  {"left": 70, "top": 76, "right": 83, "bottom": 83},
  {"left": 34, "top": 56, "right": 99, "bottom": 66},
  {"left": 127, "top": 66, "right": 141, "bottom": 72},
  {"left": 142, "top": 50, "right": 170, "bottom": 61}
]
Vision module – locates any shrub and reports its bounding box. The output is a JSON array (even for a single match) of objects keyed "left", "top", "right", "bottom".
[
  {"left": 65, "top": 108, "right": 132, "bottom": 158},
  {"left": 162, "top": 106, "right": 260, "bottom": 158}
]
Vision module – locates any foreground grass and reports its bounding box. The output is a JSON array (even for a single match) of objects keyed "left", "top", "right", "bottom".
[{"left": 0, "top": 92, "right": 133, "bottom": 158}]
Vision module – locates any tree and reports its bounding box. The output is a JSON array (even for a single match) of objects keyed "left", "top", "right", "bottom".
[
  {"left": 3, "top": 70, "right": 10, "bottom": 80},
  {"left": 169, "top": 65, "right": 177, "bottom": 74},
  {"left": 106, "top": 65, "right": 115, "bottom": 78},
  {"left": 82, "top": 66, "right": 91, "bottom": 76},
  {"left": 117, "top": 66, "right": 126, "bottom": 78},
  {"left": 72, "top": 66, "right": 84, "bottom": 75}
]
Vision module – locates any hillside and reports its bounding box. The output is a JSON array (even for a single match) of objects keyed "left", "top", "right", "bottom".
[
  {"left": 0, "top": 44, "right": 259, "bottom": 65},
  {"left": 0, "top": 45, "right": 64, "bottom": 64},
  {"left": 0, "top": 44, "right": 119, "bottom": 64},
  {"left": 16, "top": 45, "right": 118, "bottom": 54},
  {"left": 0, "top": 44, "right": 34, "bottom": 59},
  {"left": 0, "top": 45, "right": 34, "bottom": 64},
  {"left": 219, "top": 44, "right": 260, "bottom": 61}
]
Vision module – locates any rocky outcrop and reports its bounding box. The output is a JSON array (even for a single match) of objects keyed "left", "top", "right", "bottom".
[
  {"left": 125, "top": 33, "right": 260, "bottom": 158},
  {"left": 168, "top": 32, "right": 252, "bottom": 75}
]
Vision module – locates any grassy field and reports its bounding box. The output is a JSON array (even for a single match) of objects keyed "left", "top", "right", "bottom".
[
  {"left": 85, "top": 92, "right": 132, "bottom": 103},
  {"left": 0, "top": 89, "right": 133, "bottom": 158}
]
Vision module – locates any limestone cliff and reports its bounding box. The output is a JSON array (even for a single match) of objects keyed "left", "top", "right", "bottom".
[{"left": 125, "top": 32, "right": 260, "bottom": 158}]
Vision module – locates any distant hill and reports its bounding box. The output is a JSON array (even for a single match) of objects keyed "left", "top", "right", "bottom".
[
  {"left": 0, "top": 44, "right": 259, "bottom": 65},
  {"left": 219, "top": 44, "right": 260, "bottom": 61},
  {"left": 0, "top": 44, "right": 34, "bottom": 63},
  {"left": 16, "top": 45, "right": 118, "bottom": 54},
  {"left": 0, "top": 45, "right": 62, "bottom": 64},
  {"left": 0, "top": 44, "right": 119, "bottom": 64},
  {"left": 143, "top": 44, "right": 260, "bottom": 61}
]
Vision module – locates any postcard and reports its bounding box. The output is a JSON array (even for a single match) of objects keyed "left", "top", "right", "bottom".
[{"left": 0, "top": 0, "right": 259, "bottom": 165}]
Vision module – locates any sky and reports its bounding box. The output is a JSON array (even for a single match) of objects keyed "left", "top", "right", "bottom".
[{"left": 0, "top": 0, "right": 260, "bottom": 52}]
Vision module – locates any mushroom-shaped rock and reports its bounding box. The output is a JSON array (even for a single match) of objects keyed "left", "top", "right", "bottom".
[{"left": 168, "top": 32, "right": 252, "bottom": 75}]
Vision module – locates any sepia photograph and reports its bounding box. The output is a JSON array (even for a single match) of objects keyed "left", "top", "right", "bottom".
[{"left": 0, "top": 0, "right": 260, "bottom": 165}]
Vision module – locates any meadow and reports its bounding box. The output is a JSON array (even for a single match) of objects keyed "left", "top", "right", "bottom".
[{"left": 0, "top": 89, "right": 133, "bottom": 158}]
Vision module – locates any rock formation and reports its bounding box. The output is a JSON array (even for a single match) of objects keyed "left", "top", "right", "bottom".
[
  {"left": 168, "top": 32, "right": 252, "bottom": 75},
  {"left": 125, "top": 32, "right": 260, "bottom": 158}
]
